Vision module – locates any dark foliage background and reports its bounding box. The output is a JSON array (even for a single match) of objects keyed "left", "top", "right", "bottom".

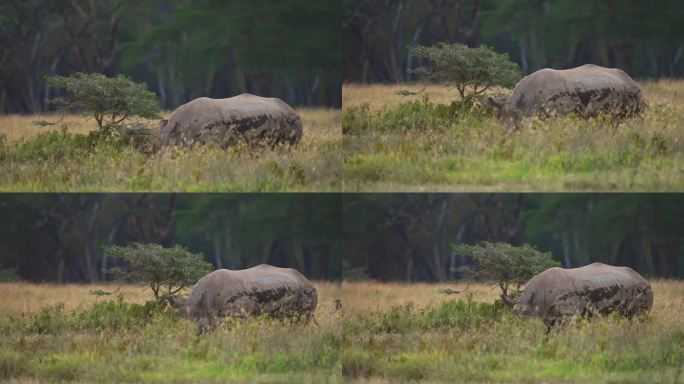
[
  {"left": 342, "top": 194, "right": 684, "bottom": 281},
  {"left": 343, "top": 0, "right": 684, "bottom": 83},
  {"left": 0, "top": 193, "right": 342, "bottom": 282},
  {"left": 0, "top": 0, "right": 341, "bottom": 113},
  {"left": 2, "top": 193, "right": 682, "bottom": 283}
]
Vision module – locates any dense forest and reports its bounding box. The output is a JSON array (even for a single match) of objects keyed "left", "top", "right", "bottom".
[
  {"left": 0, "top": 194, "right": 342, "bottom": 282},
  {"left": 343, "top": 194, "right": 684, "bottom": 281},
  {"left": 0, "top": 0, "right": 341, "bottom": 113},
  {"left": 343, "top": 0, "right": 684, "bottom": 83}
]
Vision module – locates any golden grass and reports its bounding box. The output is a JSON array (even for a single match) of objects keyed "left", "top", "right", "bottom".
[
  {"left": 343, "top": 83, "right": 459, "bottom": 110},
  {"left": 341, "top": 279, "right": 684, "bottom": 316},
  {"left": 0, "top": 108, "right": 341, "bottom": 191},
  {"left": 0, "top": 281, "right": 341, "bottom": 318},
  {"left": 343, "top": 80, "right": 684, "bottom": 112},
  {"left": 340, "top": 281, "right": 500, "bottom": 314},
  {"left": 0, "top": 108, "right": 338, "bottom": 142}
]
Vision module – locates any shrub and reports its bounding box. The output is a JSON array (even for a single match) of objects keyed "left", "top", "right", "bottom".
[
  {"left": 47, "top": 72, "right": 160, "bottom": 131},
  {"left": 410, "top": 42, "right": 521, "bottom": 99},
  {"left": 342, "top": 96, "right": 489, "bottom": 135},
  {"left": 453, "top": 242, "right": 560, "bottom": 299},
  {"left": 4, "top": 125, "right": 124, "bottom": 161},
  {"left": 27, "top": 297, "right": 175, "bottom": 334},
  {"left": 105, "top": 243, "right": 212, "bottom": 299},
  {"left": 70, "top": 295, "right": 171, "bottom": 330}
]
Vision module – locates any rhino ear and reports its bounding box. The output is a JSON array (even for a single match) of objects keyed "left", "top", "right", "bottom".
[{"left": 159, "top": 119, "right": 168, "bottom": 131}]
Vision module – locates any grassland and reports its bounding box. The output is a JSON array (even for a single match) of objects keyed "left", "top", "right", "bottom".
[
  {"left": 340, "top": 280, "right": 684, "bottom": 383},
  {"left": 2, "top": 280, "right": 682, "bottom": 383},
  {"left": 0, "top": 108, "right": 341, "bottom": 191},
  {"left": 0, "top": 282, "right": 341, "bottom": 383},
  {"left": 342, "top": 81, "right": 684, "bottom": 191}
]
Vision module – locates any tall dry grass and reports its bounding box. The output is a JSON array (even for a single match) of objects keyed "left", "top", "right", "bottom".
[
  {"left": 0, "top": 108, "right": 341, "bottom": 191},
  {"left": 0, "top": 282, "right": 342, "bottom": 383},
  {"left": 341, "top": 280, "right": 684, "bottom": 383},
  {"left": 342, "top": 80, "right": 684, "bottom": 192},
  {"left": 0, "top": 281, "right": 341, "bottom": 317}
]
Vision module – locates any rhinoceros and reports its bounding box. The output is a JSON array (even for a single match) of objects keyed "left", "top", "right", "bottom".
[
  {"left": 170, "top": 264, "right": 317, "bottom": 329},
  {"left": 488, "top": 64, "right": 646, "bottom": 130},
  {"left": 159, "top": 93, "right": 302, "bottom": 148},
  {"left": 501, "top": 262, "right": 653, "bottom": 327}
]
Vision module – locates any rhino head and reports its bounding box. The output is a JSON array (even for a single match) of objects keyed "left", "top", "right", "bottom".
[
  {"left": 501, "top": 292, "right": 541, "bottom": 318},
  {"left": 487, "top": 96, "right": 521, "bottom": 133}
]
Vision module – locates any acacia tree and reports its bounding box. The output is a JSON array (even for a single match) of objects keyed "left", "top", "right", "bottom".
[
  {"left": 410, "top": 43, "right": 521, "bottom": 99},
  {"left": 47, "top": 72, "right": 160, "bottom": 131},
  {"left": 106, "top": 243, "right": 212, "bottom": 299},
  {"left": 453, "top": 242, "right": 559, "bottom": 303}
]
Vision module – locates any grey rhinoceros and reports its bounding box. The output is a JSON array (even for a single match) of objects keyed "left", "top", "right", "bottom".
[
  {"left": 170, "top": 264, "right": 317, "bottom": 329},
  {"left": 159, "top": 93, "right": 302, "bottom": 148},
  {"left": 501, "top": 262, "right": 653, "bottom": 327},
  {"left": 488, "top": 64, "right": 646, "bottom": 130}
]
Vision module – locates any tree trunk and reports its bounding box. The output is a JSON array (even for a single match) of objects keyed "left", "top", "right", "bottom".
[
  {"left": 641, "top": 237, "right": 655, "bottom": 276},
  {"left": 213, "top": 234, "right": 223, "bottom": 269},
  {"left": 292, "top": 237, "right": 305, "bottom": 273},
  {"left": 157, "top": 68, "right": 167, "bottom": 108}
]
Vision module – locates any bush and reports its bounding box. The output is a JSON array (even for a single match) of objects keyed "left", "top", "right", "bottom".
[
  {"left": 47, "top": 72, "right": 160, "bottom": 131},
  {"left": 342, "top": 96, "right": 490, "bottom": 135},
  {"left": 3, "top": 126, "right": 126, "bottom": 161},
  {"left": 410, "top": 42, "right": 521, "bottom": 99},
  {"left": 453, "top": 242, "right": 560, "bottom": 299},
  {"left": 27, "top": 297, "right": 175, "bottom": 334},
  {"left": 105, "top": 243, "right": 212, "bottom": 299},
  {"left": 71, "top": 296, "right": 171, "bottom": 330},
  {"left": 355, "top": 297, "right": 508, "bottom": 335}
]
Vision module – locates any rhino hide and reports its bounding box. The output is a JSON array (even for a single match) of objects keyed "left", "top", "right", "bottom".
[
  {"left": 172, "top": 264, "right": 317, "bottom": 330},
  {"left": 159, "top": 94, "right": 302, "bottom": 148},
  {"left": 503, "top": 262, "right": 653, "bottom": 327}
]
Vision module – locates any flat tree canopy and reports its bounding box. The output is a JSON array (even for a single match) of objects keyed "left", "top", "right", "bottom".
[
  {"left": 410, "top": 43, "right": 521, "bottom": 99},
  {"left": 106, "top": 243, "right": 212, "bottom": 299},
  {"left": 47, "top": 73, "right": 160, "bottom": 130},
  {"left": 453, "top": 241, "right": 560, "bottom": 299}
]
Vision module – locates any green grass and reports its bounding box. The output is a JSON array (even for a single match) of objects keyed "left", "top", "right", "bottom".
[
  {"left": 0, "top": 295, "right": 341, "bottom": 383},
  {"left": 341, "top": 296, "right": 684, "bottom": 383},
  {"left": 342, "top": 84, "right": 684, "bottom": 191},
  {"left": 0, "top": 109, "right": 340, "bottom": 192}
]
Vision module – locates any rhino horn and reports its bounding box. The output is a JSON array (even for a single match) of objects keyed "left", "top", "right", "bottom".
[{"left": 500, "top": 293, "right": 517, "bottom": 307}]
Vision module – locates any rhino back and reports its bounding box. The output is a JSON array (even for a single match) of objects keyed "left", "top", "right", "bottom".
[
  {"left": 503, "top": 64, "right": 645, "bottom": 121},
  {"left": 519, "top": 263, "right": 652, "bottom": 323},
  {"left": 159, "top": 94, "right": 302, "bottom": 147},
  {"left": 183, "top": 265, "right": 317, "bottom": 320}
]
